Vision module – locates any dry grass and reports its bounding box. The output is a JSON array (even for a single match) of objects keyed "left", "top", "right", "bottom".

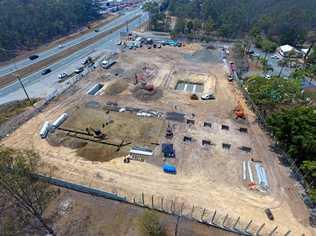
[
  {"left": 0, "top": 99, "right": 37, "bottom": 125},
  {"left": 104, "top": 80, "right": 129, "bottom": 95}
]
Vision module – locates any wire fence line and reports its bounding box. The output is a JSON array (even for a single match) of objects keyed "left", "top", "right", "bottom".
[{"left": 35, "top": 172, "right": 296, "bottom": 236}]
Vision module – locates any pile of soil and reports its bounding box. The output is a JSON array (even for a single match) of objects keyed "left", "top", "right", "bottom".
[
  {"left": 184, "top": 49, "right": 221, "bottom": 64},
  {"left": 131, "top": 85, "right": 163, "bottom": 101},
  {"left": 104, "top": 80, "right": 129, "bottom": 96}
]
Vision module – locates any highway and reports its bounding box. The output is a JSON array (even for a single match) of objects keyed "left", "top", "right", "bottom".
[
  {"left": 0, "top": 8, "right": 142, "bottom": 78},
  {"left": 0, "top": 9, "right": 148, "bottom": 105}
]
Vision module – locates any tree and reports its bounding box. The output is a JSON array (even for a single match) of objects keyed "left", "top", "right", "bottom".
[
  {"left": 267, "top": 107, "right": 316, "bottom": 162},
  {"left": 0, "top": 147, "right": 56, "bottom": 235},
  {"left": 203, "top": 18, "right": 214, "bottom": 34},
  {"left": 174, "top": 17, "right": 186, "bottom": 34},
  {"left": 138, "top": 210, "right": 164, "bottom": 236},
  {"left": 186, "top": 20, "right": 194, "bottom": 34}
]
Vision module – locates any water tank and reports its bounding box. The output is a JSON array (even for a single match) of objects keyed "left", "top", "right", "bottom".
[
  {"left": 39, "top": 121, "right": 50, "bottom": 139},
  {"left": 52, "top": 113, "right": 69, "bottom": 129}
]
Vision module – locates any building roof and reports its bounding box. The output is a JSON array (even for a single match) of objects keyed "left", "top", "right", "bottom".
[{"left": 280, "top": 45, "right": 295, "bottom": 52}]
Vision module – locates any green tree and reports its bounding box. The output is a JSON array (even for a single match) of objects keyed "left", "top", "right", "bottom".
[
  {"left": 203, "top": 18, "right": 214, "bottom": 34},
  {"left": 174, "top": 17, "right": 186, "bottom": 34},
  {"left": 267, "top": 107, "right": 316, "bottom": 162},
  {"left": 138, "top": 210, "right": 164, "bottom": 236},
  {"left": 0, "top": 147, "right": 56, "bottom": 235},
  {"left": 187, "top": 20, "right": 194, "bottom": 34}
]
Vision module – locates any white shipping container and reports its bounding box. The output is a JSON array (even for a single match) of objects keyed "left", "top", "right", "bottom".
[{"left": 52, "top": 113, "right": 69, "bottom": 129}]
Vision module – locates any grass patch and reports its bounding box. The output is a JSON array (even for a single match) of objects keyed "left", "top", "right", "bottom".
[{"left": 0, "top": 99, "right": 37, "bottom": 125}]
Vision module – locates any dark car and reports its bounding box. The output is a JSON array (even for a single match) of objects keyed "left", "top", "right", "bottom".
[
  {"left": 94, "top": 29, "right": 100, "bottom": 32},
  {"left": 41, "top": 68, "right": 51, "bottom": 75},
  {"left": 29, "top": 54, "right": 39, "bottom": 60}
]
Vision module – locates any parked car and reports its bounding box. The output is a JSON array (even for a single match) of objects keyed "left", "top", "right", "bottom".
[
  {"left": 157, "top": 44, "right": 162, "bottom": 48},
  {"left": 271, "top": 54, "right": 279, "bottom": 59},
  {"left": 74, "top": 67, "right": 84, "bottom": 74},
  {"left": 94, "top": 29, "right": 100, "bottom": 32},
  {"left": 201, "top": 93, "right": 215, "bottom": 100},
  {"left": 58, "top": 44, "right": 64, "bottom": 49},
  {"left": 227, "top": 75, "right": 233, "bottom": 82},
  {"left": 58, "top": 72, "right": 68, "bottom": 80},
  {"left": 116, "top": 40, "right": 122, "bottom": 45},
  {"left": 41, "top": 68, "right": 51, "bottom": 75},
  {"left": 29, "top": 54, "right": 39, "bottom": 60}
]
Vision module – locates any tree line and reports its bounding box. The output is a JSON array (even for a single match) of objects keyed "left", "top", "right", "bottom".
[
  {"left": 245, "top": 50, "right": 316, "bottom": 201},
  {"left": 167, "top": 0, "right": 316, "bottom": 45},
  {"left": 0, "top": 0, "right": 100, "bottom": 61}
]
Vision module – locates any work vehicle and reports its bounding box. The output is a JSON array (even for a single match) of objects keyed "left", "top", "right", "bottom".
[
  {"left": 41, "top": 68, "right": 51, "bottom": 75},
  {"left": 201, "top": 93, "right": 215, "bottom": 100},
  {"left": 74, "top": 67, "right": 84, "bottom": 74},
  {"left": 82, "top": 56, "right": 93, "bottom": 66},
  {"left": 29, "top": 54, "right": 39, "bottom": 60},
  {"left": 58, "top": 72, "right": 68, "bottom": 80}
]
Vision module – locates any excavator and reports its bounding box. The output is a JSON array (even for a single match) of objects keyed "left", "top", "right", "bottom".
[
  {"left": 134, "top": 73, "right": 155, "bottom": 92},
  {"left": 234, "top": 101, "right": 246, "bottom": 119}
]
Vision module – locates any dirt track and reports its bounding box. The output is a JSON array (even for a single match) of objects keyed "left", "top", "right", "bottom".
[{"left": 1, "top": 44, "right": 314, "bottom": 235}]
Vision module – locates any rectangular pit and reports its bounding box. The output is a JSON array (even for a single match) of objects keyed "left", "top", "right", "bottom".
[
  {"left": 187, "top": 119, "right": 195, "bottom": 125},
  {"left": 175, "top": 81, "right": 204, "bottom": 93},
  {"left": 222, "top": 143, "right": 231, "bottom": 150},
  {"left": 204, "top": 122, "right": 212, "bottom": 128},
  {"left": 183, "top": 136, "right": 192, "bottom": 143},
  {"left": 222, "top": 125, "right": 229, "bottom": 130}
]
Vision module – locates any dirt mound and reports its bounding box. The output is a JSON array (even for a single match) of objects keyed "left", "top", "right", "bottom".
[
  {"left": 104, "top": 80, "right": 129, "bottom": 96},
  {"left": 184, "top": 49, "right": 220, "bottom": 64},
  {"left": 85, "top": 101, "right": 101, "bottom": 109},
  {"left": 131, "top": 85, "right": 163, "bottom": 101}
]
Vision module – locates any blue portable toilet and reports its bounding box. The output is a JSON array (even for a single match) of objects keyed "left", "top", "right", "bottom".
[{"left": 163, "top": 164, "right": 176, "bottom": 174}]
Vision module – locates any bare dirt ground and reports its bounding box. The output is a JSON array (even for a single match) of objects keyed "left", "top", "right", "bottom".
[
  {"left": 1, "top": 43, "right": 314, "bottom": 235},
  {"left": 48, "top": 188, "right": 235, "bottom": 236}
]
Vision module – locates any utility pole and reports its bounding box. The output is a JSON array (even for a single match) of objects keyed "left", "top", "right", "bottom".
[
  {"left": 17, "top": 76, "right": 32, "bottom": 105},
  {"left": 0, "top": 47, "right": 33, "bottom": 105}
]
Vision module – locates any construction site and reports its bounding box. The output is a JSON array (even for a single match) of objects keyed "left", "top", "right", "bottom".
[{"left": 1, "top": 36, "right": 314, "bottom": 235}]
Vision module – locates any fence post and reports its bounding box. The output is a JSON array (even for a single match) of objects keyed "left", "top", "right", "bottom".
[
  {"left": 151, "top": 195, "right": 154, "bottom": 208},
  {"left": 161, "top": 197, "right": 164, "bottom": 211},
  {"left": 268, "top": 226, "right": 278, "bottom": 236},
  {"left": 284, "top": 230, "right": 291, "bottom": 236},
  {"left": 211, "top": 210, "right": 217, "bottom": 224},
  {"left": 256, "top": 223, "right": 265, "bottom": 236},
  {"left": 201, "top": 208, "right": 206, "bottom": 221},
  {"left": 191, "top": 205, "right": 195, "bottom": 218},
  {"left": 222, "top": 214, "right": 228, "bottom": 227},
  {"left": 233, "top": 216, "right": 240, "bottom": 229},
  {"left": 180, "top": 202, "right": 184, "bottom": 216},
  {"left": 171, "top": 200, "right": 174, "bottom": 214},
  {"left": 141, "top": 192, "right": 144, "bottom": 206},
  {"left": 244, "top": 220, "right": 253, "bottom": 232},
  {"left": 133, "top": 197, "right": 135, "bottom": 204}
]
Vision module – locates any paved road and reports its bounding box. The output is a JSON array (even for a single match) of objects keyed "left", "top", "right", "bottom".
[
  {"left": 0, "top": 10, "right": 148, "bottom": 104},
  {"left": 0, "top": 8, "right": 142, "bottom": 78}
]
